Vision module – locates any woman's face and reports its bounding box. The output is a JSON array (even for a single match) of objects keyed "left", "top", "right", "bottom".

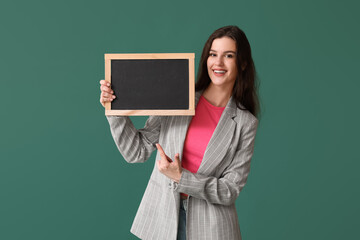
[{"left": 207, "top": 37, "right": 238, "bottom": 90}]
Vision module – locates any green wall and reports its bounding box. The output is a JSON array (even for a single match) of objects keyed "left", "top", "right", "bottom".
[{"left": 1, "top": 0, "right": 359, "bottom": 239}]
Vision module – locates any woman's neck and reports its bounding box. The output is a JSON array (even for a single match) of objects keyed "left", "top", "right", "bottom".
[{"left": 202, "top": 84, "right": 233, "bottom": 107}]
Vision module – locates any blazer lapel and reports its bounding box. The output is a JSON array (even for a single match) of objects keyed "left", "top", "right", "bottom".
[{"left": 197, "top": 96, "right": 237, "bottom": 176}]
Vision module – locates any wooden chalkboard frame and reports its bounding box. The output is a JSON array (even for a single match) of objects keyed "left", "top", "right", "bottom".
[{"left": 104, "top": 53, "right": 195, "bottom": 116}]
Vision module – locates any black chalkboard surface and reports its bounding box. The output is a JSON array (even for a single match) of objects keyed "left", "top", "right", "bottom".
[{"left": 105, "top": 53, "right": 195, "bottom": 116}]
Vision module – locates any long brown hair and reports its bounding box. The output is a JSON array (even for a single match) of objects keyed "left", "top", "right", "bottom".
[{"left": 196, "top": 25, "right": 260, "bottom": 118}]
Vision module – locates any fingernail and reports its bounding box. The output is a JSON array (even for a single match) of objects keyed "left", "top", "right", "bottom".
[{"left": 107, "top": 83, "right": 110, "bottom": 86}]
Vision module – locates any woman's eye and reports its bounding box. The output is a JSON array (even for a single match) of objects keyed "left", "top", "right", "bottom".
[
  {"left": 209, "top": 53, "right": 216, "bottom": 57},
  {"left": 226, "top": 54, "right": 234, "bottom": 58}
]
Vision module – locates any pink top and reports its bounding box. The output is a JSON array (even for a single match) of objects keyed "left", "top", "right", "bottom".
[{"left": 181, "top": 95, "right": 225, "bottom": 173}]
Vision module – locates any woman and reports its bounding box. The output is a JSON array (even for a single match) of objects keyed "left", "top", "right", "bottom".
[{"left": 99, "top": 25, "right": 260, "bottom": 240}]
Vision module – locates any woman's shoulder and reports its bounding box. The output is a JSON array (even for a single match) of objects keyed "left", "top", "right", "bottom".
[{"left": 235, "top": 104, "right": 258, "bottom": 127}]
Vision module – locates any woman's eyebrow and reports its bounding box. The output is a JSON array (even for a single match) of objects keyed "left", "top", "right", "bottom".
[{"left": 209, "top": 49, "right": 236, "bottom": 54}]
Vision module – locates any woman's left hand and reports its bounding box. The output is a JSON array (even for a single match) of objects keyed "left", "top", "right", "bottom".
[{"left": 156, "top": 143, "right": 182, "bottom": 183}]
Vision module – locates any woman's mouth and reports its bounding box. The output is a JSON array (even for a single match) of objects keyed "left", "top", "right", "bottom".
[{"left": 213, "top": 69, "right": 226, "bottom": 76}]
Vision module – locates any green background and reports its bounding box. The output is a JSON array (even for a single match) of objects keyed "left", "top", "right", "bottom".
[{"left": 1, "top": 0, "right": 359, "bottom": 239}]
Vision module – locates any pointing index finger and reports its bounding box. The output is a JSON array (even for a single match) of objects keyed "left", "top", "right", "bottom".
[
  {"left": 156, "top": 143, "right": 165, "bottom": 157},
  {"left": 156, "top": 144, "right": 173, "bottom": 163}
]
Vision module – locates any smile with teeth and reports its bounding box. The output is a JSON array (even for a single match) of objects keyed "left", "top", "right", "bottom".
[{"left": 213, "top": 70, "right": 226, "bottom": 75}]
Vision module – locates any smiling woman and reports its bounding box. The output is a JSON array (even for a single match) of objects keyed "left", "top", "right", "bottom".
[{"left": 100, "top": 25, "right": 260, "bottom": 240}]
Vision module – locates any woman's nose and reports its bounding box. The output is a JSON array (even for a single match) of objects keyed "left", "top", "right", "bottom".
[{"left": 215, "top": 56, "right": 224, "bottom": 65}]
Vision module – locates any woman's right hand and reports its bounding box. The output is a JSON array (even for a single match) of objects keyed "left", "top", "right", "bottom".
[{"left": 99, "top": 79, "right": 116, "bottom": 108}]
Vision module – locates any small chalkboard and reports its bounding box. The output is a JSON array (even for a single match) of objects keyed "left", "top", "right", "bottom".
[{"left": 105, "top": 53, "right": 195, "bottom": 116}]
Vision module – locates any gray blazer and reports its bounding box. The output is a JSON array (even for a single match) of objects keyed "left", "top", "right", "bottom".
[{"left": 107, "top": 91, "right": 259, "bottom": 240}]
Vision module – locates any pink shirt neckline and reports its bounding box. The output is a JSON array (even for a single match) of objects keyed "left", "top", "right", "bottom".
[{"left": 200, "top": 95, "right": 226, "bottom": 110}]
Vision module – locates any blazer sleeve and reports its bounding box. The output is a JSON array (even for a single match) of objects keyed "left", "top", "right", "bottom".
[
  {"left": 106, "top": 116, "right": 161, "bottom": 163},
  {"left": 173, "top": 118, "right": 258, "bottom": 206}
]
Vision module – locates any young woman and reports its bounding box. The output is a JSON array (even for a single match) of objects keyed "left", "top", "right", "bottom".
[{"left": 99, "top": 25, "right": 260, "bottom": 240}]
